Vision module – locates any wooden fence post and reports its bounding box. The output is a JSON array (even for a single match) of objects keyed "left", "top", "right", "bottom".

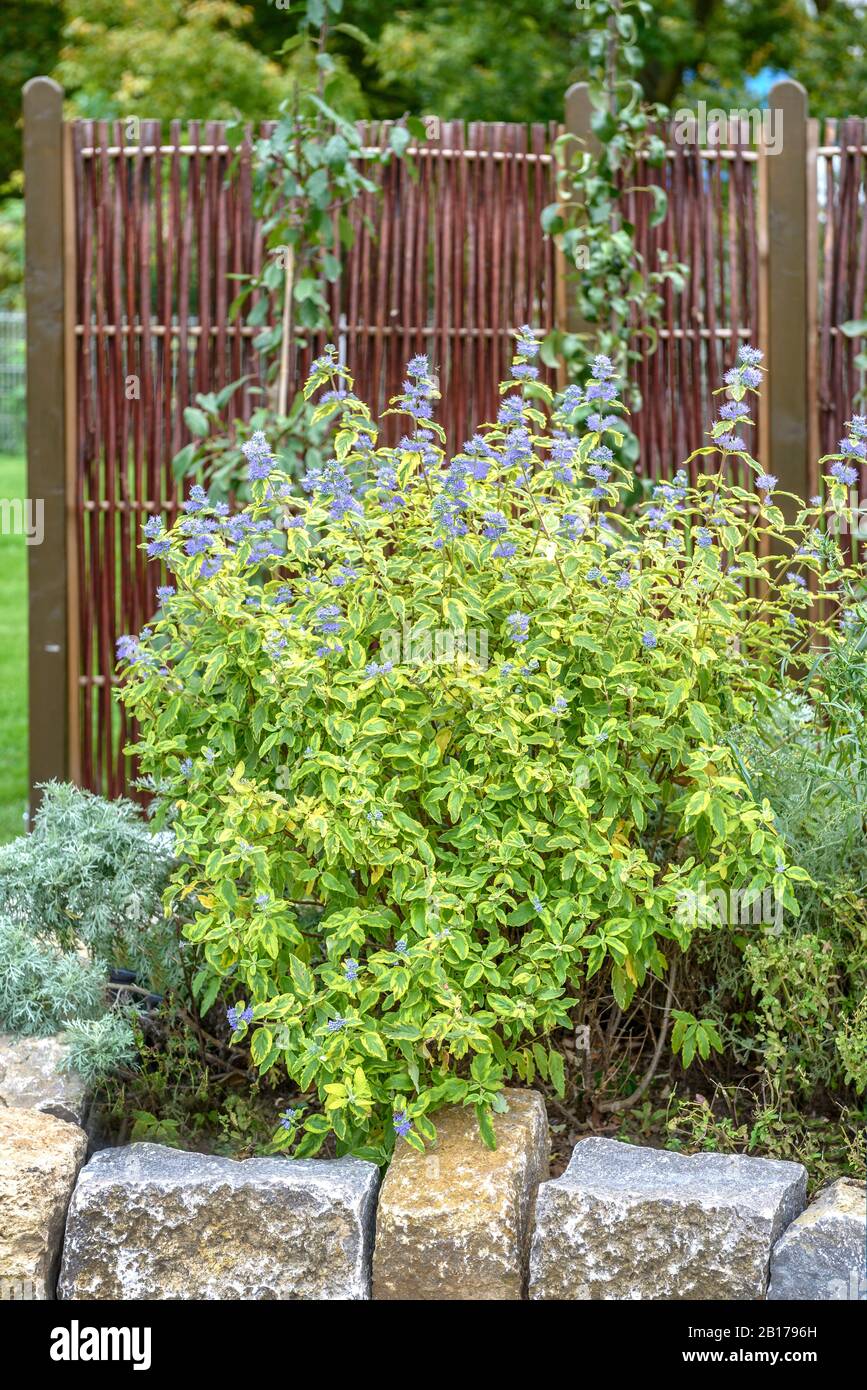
[
  {"left": 758, "top": 80, "right": 811, "bottom": 504},
  {"left": 23, "top": 77, "right": 75, "bottom": 817},
  {"left": 561, "top": 82, "right": 601, "bottom": 339}
]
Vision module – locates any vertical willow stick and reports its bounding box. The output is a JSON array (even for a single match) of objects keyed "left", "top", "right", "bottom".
[{"left": 277, "top": 243, "right": 296, "bottom": 418}]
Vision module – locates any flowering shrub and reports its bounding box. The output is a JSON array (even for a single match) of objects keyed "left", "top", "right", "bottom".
[{"left": 118, "top": 330, "right": 867, "bottom": 1162}]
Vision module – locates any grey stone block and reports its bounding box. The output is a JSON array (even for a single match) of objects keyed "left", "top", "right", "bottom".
[
  {"left": 529, "top": 1137, "right": 806, "bottom": 1300},
  {"left": 59, "top": 1142, "right": 380, "bottom": 1300},
  {"left": 768, "top": 1178, "right": 866, "bottom": 1301}
]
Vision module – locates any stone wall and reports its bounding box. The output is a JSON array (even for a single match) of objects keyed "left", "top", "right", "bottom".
[{"left": 1, "top": 1058, "right": 864, "bottom": 1302}]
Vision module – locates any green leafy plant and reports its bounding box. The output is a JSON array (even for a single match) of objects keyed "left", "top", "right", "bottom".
[
  {"left": 670, "top": 1010, "right": 723, "bottom": 1069},
  {"left": 663, "top": 1085, "right": 865, "bottom": 1192},
  {"left": 93, "top": 1016, "right": 300, "bottom": 1156},
  {"left": 117, "top": 328, "right": 867, "bottom": 1163}
]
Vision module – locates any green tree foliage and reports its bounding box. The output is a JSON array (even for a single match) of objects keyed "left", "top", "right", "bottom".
[
  {"left": 791, "top": 1, "right": 867, "bottom": 120},
  {"left": 6, "top": 0, "right": 864, "bottom": 186},
  {"left": 363, "top": 0, "right": 867, "bottom": 121},
  {"left": 0, "top": 0, "right": 63, "bottom": 188},
  {"left": 56, "top": 0, "right": 300, "bottom": 121}
]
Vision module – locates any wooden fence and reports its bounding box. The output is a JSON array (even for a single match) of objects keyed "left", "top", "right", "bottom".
[
  {"left": 816, "top": 116, "right": 867, "bottom": 459},
  {"left": 22, "top": 77, "right": 867, "bottom": 805}
]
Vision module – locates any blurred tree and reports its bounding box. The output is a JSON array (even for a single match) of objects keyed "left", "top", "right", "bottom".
[
  {"left": 55, "top": 0, "right": 368, "bottom": 122},
  {"left": 340, "top": 0, "right": 867, "bottom": 121},
  {"left": 4, "top": 0, "right": 867, "bottom": 186},
  {"left": 0, "top": 198, "right": 24, "bottom": 310},
  {"left": 792, "top": 2, "right": 867, "bottom": 118},
  {"left": 0, "top": 0, "right": 63, "bottom": 189},
  {"left": 640, "top": 0, "right": 803, "bottom": 107},
  {"left": 352, "top": 0, "right": 808, "bottom": 119},
  {"left": 46, "top": 1, "right": 821, "bottom": 128},
  {"left": 56, "top": 0, "right": 290, "bottom": 119}
]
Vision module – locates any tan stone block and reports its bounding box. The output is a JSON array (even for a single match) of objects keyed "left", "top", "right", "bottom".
[
  {"left": 0, "top": 1106, "right": 87, "bottom": 1300},
  {"left": 373, "top": 1088, "right": 549, "bottom": 1300}
]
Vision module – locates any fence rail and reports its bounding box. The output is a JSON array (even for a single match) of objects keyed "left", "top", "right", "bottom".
[{"left": 22, "top": 77, "right": 867, "bottom": 806}]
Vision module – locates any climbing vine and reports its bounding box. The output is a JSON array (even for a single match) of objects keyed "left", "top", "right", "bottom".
[
  {"left": 542, "top": 0, "right": 686, "bottom": 456},
  {"left": 173, "top": 0, "right": 421, "bottom": 502}
]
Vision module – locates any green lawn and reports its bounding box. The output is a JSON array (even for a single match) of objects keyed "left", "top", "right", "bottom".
[{"left": 0, "top": 453, "right": 28, "bottom": 843}]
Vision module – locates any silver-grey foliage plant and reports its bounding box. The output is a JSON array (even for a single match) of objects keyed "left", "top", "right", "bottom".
[
  {"left": 0, "top": 780, "right": 179, "bottom": 991},
  {"left": 0, "top": 783, "right": 179, "bottom": 1083}
]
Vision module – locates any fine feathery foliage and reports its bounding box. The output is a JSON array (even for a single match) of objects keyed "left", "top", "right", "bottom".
[
  {"left": 58, "top": 1012, "right": 140, "bottom": 1090},
  {"left": 0, "top": 916, "right": 106, "bottom": 1035},
  {"left": 699, "top": 686, "right": 867, "bottom": 1103},
  {"left": 0, "top": 783, "right": 178, "bottom": 1083},
  {"left": 117, "top": 331, "right": 867, "bottom": 1162},
  {"left": 0, "top": 780, "right": 179, "bottom": 992}
]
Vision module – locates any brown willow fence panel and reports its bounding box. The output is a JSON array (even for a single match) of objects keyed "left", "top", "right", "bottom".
[
  {"left": 71, "top": 116, "right": 265, "bottom": 800},
  {"left": 816, "top": 118, "right": 867, "bottom": 466},
  {"left": 28, "top": 76, "right": 829, "bottom": 807},
  {"left": 347, "top": 120, "right": 562, "bottom": 444},
  {"left": 626, "top": 135, "right": 760, "bottom": 483}
]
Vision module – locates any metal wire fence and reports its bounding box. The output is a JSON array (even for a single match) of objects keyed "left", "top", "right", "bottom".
[{"left": 0, "top": 310, "right": 26, "bottom": 454}]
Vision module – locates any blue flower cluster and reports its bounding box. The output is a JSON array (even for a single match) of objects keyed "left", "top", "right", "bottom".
[
  {"left": 392, "top": 1109, "right": 413, "bottom": 1138},
  {"left": 243, "top": 430, "right": 273, "bottom": 482},
  {"left": 724, "top": 344, "right": 764, "bottom": 391},
  {"left": 227, "top": 1004, "right": 253, "bottom": 1030},
  {"left": 301, "top": 457, "right": 360, "bottom": 521}
]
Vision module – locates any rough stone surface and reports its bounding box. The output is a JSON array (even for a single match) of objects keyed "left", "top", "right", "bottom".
[
  {"left": 58, "top": 1143, "right": 380, "bottom": 1300},
  {"left": 768, "top": 1178, "right": 866, "bottom": 1301},
  {"left": 529, "top": 1137, "right": 807, "bottom": 1301},
  {"left": 0, "top": 1106, "right": 87, "bottom": 1300},
  {"left": 0, "top": 1033, "right": 88, "bottom": 1127},
  {"left": 372, "top": 1088, "right": 549, "bottom": 1300}
]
